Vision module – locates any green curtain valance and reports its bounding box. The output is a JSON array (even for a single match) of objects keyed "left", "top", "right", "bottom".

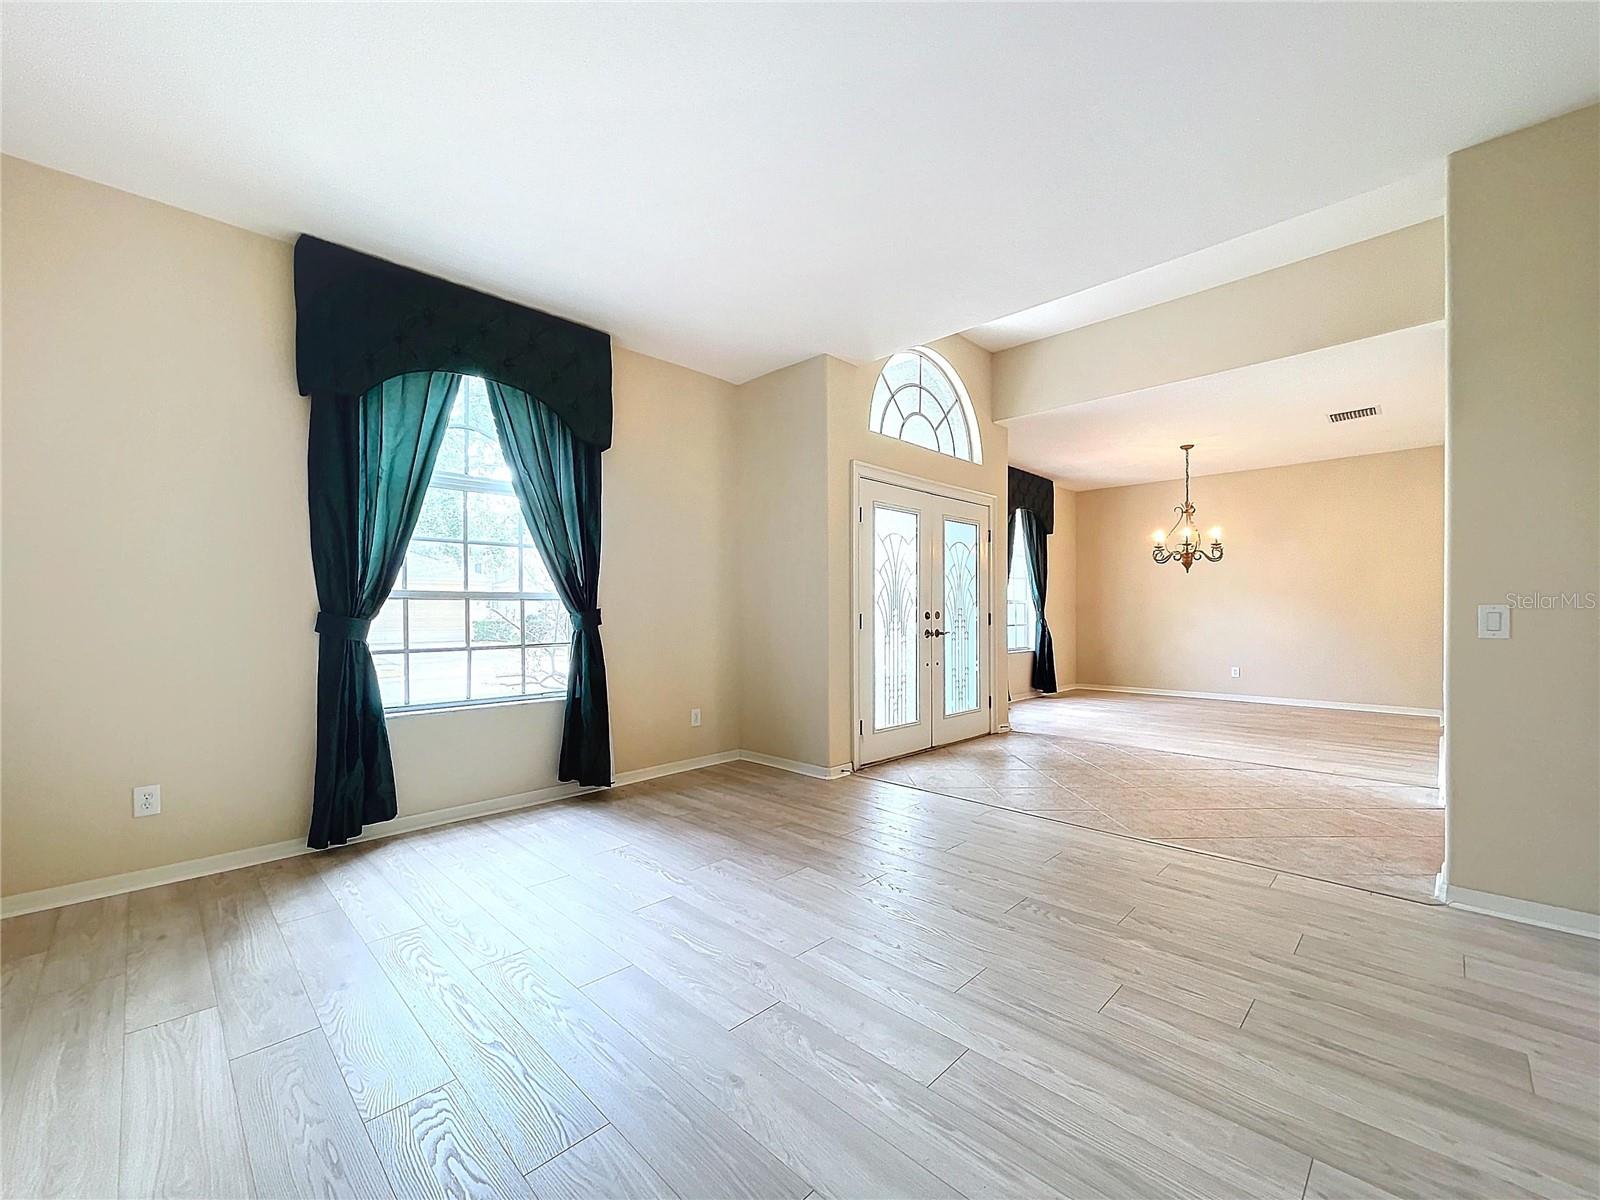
[
  {"left": 294, "top": 235, "right": 613, "bottom": 449},
  {"left": 1007, "top": 466, "right": 1055, "bottom": 535}
]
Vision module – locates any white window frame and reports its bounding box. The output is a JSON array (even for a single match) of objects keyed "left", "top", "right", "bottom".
[
  {"left": 373, "top": 382, "right": 572, "bottom": 713},
  {"left": 1006, "top": 521, "right": 1037, "bottom": 653},
  {"left": 868, "top": 346, "right": 983, "bottom": 464}
]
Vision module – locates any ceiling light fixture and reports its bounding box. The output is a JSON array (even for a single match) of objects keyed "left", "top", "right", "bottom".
[{"left": 1150, "top": 444, "right": 1223, "bottom": 573}]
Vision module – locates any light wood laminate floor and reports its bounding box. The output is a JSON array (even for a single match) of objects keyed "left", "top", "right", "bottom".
[
  {"left": 864, "top": 692, "right": 1444, "bottom": 900},
  {"left": 3, "top": 760, "right": 1594, "bottom": 1199}
]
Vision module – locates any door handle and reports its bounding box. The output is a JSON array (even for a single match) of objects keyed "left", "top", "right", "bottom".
[{"left": 923, "top": 629, "right": 946, "bottom": 638}]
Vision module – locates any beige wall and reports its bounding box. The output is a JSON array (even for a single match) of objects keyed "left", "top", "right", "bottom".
[
  {"left": 1444, "top": 105, "right": 1599, "bottom": 916},
  {"left": 1008, "top": 485, "right": 1076, "bottom": 703},
  {"left": 1074, "top": 448, "right": 1445, "bottom": 711},
  {"left": 602, "top": 349, "right": 742, "bottom": 774},
  {"left": 994, "top": 220, "right": 1445, "bottom": 422},
  {"left": 3, "top": 157, "right": 314, "bottom": 897},
  {"left": 1, "top": 158, "right": 742, "bottom": 897},
  {"left": 729, "top": 334, "right": 1013, "bottom": 770},
  {"left": 1049, "top": 487, "right": 1078, "bottom": 690},
  {"left": 731, "top": 356, "right": 833, "bottom": 767}
]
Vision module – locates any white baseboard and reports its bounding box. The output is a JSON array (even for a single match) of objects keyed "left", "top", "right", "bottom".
[
  {"left": 0, "top": 747, "right": 822, "bottom": 918},
  {"left": 613, "top": 750, "right": 742, "bottom": 786},
  {"left": 1064, "top": 684, "right": 1441, "bottom": 719},
  {"left": 1446, "top": 886, "right": 1600, "bottom": 939},
  {"left": 1007, "top": 691, "right": 1060, "bottom": 705},
  {"left": 737, "top": 751, "right": 853, "bottom": 780},
  {"left": 0, "top": 777, "right": 592, "bottom": 919}
]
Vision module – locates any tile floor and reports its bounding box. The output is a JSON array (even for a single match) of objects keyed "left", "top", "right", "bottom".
[{"left": 862, "top": 692, "right": 1445, "bottom": 900}]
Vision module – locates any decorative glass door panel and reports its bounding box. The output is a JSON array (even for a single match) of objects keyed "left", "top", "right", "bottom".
[
  {"left": 941, "top": 519, "right": 981, "bottom": 717},
  {"left": 856, "top": 477, "right": 992, "bottom": 766},
  {"left": 872, "top": 504, "right": 920, "bottom": 731}
]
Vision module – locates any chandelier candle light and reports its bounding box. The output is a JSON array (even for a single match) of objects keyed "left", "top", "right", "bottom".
[{"left": 1151, "top": 444, "right": 1224, "bottom": 573}]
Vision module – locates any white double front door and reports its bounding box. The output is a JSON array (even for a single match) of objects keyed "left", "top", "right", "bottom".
[{"left": 855, "top": 476, "right": 993, "bottom": 766}]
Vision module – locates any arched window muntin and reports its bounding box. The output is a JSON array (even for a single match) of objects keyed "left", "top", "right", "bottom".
[{"left": 868, "top": 346, "right": 982, "bottom": 464}]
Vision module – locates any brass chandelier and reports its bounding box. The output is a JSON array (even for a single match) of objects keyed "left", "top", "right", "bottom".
[{"left": 1151, "top": 444, "right": 1223, "bottom": 573}]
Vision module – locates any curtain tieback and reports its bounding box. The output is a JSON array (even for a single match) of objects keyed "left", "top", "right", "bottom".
[
  {"left": 315, "top": 612, "right": 372, "bottom": 641},
  {"left": 574, "top": 608, "right": 602, "bottom": 632}
]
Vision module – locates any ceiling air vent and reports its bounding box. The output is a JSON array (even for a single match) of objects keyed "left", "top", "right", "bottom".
[{"left": 1328, "top": 405, "right": 1381, "bottom": 424}]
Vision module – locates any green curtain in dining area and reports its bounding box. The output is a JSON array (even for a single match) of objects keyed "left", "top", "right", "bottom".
[
  {"left": 306, "top": 371, "right": 461, "bottom": 849},
  {"left": 1007, "top": 466, "right": 1057, "bottom": 695},
  {"left": 1018, "top": 508, "right": 1057, "bottom": 693}
]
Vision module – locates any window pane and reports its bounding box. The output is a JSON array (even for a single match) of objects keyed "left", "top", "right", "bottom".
[
  {"left": 522, "top": 546, "right": 557, "bottom": 595},
  {"left": 880, "top": 353, "right": 920, "bottom": 393},
  {"left": 901, "top": 415, "right": 939, "bottom": 451},
  {"left": 523, "top": 598, "right": 572, "bottom": 644},
  {"left": 949, "top": 423, "right": 971, "bottom": 461},
  {"left": 370, "top": 599, "right": 404, "bottom": 651},
  {"left": 470, "top": 598, "right": 521, "bottom": 646},
  {"left": 869, "top": 350, "right": 977, "bottom": 464},
  {"left": 466, "top": 431, "right": 511, "bottom": 481},
  {"left": 464, "top": 377, "right": 495, "bottom": 437},
  {"left": 872, "top": 503, "right": 919, "bottom": 730},
  {"left": 920, "top": 365, "right": 958, "bottom": 412},
  {"left": 471, "top": 648, "right": 524, "bottom": 699},
  {"left": 415, "top": 488, "right": 464, "bottom": 540},
  {"left": 378, "top": 377, "right": 581, "bottom": 713},
  {"left": 410, "top": 598, "right": 466, "bottom": 648},
  {"left": 407, "top": 541, "right": 465, "bottom": 591},
  {"left": 467, "top": 491, "right": 522, "bottom": 545},
  {"left": 468, "top": 543, "right": 518, "bottom": 592},
  {"left": 943, "top": 519, "right": 981, "bottom": 716},
  {"left": 1007, "top": 522, "right": 1037, "bottom": 652},
  {"left": 373, "top": 653, "right": 406, "bottom": 707},
  {"left": 526, "top": 644, "right": 571, "bottom": 695},
  {"left": 869, "top": 377, "right": 893, "bottom": 429},
  {"left": 436, "top": 427, "right": 467, "bottom": 476},
  {"left": 410, "top": 651, "right": 468, "bottom": 705}
]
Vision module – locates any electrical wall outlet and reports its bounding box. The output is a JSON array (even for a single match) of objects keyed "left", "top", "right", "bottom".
[
  {"left": 690, "top": 708, "right": 702, "bottom": 727},
  {"left": 1230, "top": 666, "right": 1241, "bottom": 679},
  {"left": 133, "top": 784, "right": 161, "bottom": 818}
]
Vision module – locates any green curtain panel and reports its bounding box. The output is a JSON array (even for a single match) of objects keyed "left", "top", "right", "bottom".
[
  {"left": 484, "top": 381, "right": 613, "bottom": 787},
  {"left": 1020, "top": 508, "right": 1057, "bottom": 693},
  {"left": 306, "top": 371, "right": 462, "bottom": 849}
]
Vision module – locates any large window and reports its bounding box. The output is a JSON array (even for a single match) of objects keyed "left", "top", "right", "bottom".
[
  {"left": 1006, "top": 521, "right": 1037, "bottom": 652},
  {"left": 371, "top": 377, "right": 571, "bottom": 710},
  {"left": 869, "top": 347, "right": 981, "bottom": 464}
]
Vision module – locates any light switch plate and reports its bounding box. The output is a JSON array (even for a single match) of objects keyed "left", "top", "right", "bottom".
[{"left": 1477, "top": 604, "right": 1511, "bottom": 639}]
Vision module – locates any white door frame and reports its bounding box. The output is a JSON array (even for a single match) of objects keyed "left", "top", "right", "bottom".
[{"left": 850, "top": 460, "right": 1002, "bottom": 770}]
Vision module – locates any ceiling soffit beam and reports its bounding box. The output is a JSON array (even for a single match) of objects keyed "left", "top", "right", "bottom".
[{"left": 993, "top": 219, "right": 1445, "bottom": 424}]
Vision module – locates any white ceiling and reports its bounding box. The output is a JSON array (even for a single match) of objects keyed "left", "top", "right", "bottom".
[
  {"left": 963, "top": 166, "right": 1446, "bottom": 351},
  {"left": 1, "top": 4, "right": 1596, "bottom": 382},
  {"left": 1004, "top": 323, "right": 1445, "bottom": 491}
]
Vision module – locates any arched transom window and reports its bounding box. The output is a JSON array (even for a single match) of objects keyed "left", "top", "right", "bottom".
[{"left": 869, "top": 347, "right": 981, "bottom": 464}]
